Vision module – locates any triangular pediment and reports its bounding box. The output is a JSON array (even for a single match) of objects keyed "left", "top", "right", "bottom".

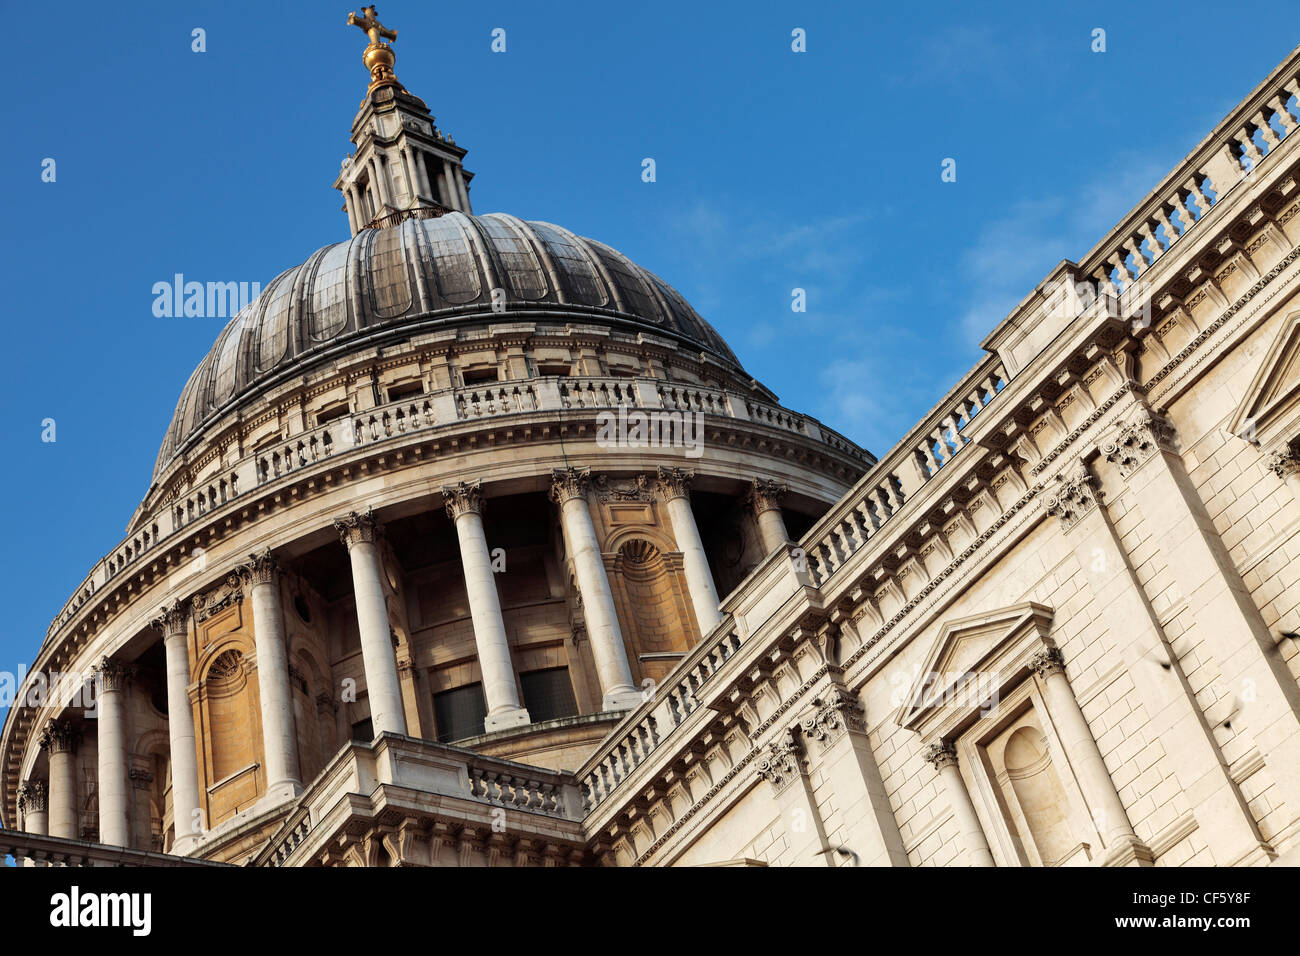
[
  {"left": 1230, "top": 310, "right": 1300, "bottom": 446},
  {"left": 899, "top": 602, "right": 1054, "bottom": 736}
]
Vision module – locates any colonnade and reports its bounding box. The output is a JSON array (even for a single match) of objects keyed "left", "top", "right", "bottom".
[{"left": 18, "top": 471, "right": 791, "bottom": 853}]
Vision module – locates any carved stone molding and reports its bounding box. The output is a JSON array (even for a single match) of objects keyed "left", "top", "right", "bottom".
[
  {"left": 442, "top": 480, "right": 484, "bottom": 519},
  {"left": 94, "top": 656, "right": 133, "bottom": 693},
  {"left": 550, "top": 466, "right": 592, "bottom": 505},
  {"left": 150, "top": 600, "right": 190, "bottom": 639},
  {"left": 748, "top": 478, "right": 790, "bottom": 517},
  {"left": 191, "top": 574, "right": 245, "bottom": 623},
  {"left": 655, "top": 466, "right": 694, "bottom": 501},
  {"left": 755, "top": 728, "right": 803, "bottom": 793},
  {"left": 800, "top": 686, "right": 865, "bottom": 748},
  {"left": 923, "top": 740, "right": 958, "bottom": 771},
  {"left": 593, "top": 472, "right": 653, "bottom": 502},
  {"left": 239, "top": 548, "right": 279, "bottom": 588},
  {"left": 1101, "top": 407, "right": 1178, "bottom": 480},
  {"left": 1043, "top": 463, "right": 1100, "bottom": 531},
  {"left": 39, "top": 720, "right": 79, "bottom": 755},
  {"left": 334, "top": 507, "right": 381, "bottom": 548},
  {"left": 1265, "top": 438, "right": 1300, "bottom": 480},
  {"left": 1029, "top": 646, "right": 1067, "bottom": 678},
  {"left": 17, "top": 780, "right": 47, "bottom": 814}
]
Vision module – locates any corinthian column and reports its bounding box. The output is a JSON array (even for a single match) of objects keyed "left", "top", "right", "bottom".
[
  {"left": 1029, "top": 646, "right": 1144, "bottom": 863},
  {"left": 442, "top": 481, "right": 529, "bottom": 731},
  {"left": 334, "top": 510, "right": 408, "bottom": 737},
  {"left": 550, "top": 468, "right": 640, "bottom": 711},
  {"left": 18, "top": 780, "right": 48, "bottom": 835},
  {"left": 240, "top": 551, "right": 302, "bottom": 800},
  {"left": 923, "top": 742, "right": 994, "bottom": 866},
  {"left": 40, "top": 720, "right": 79, "bottom": 839},
  {"left": 656, "top": 467, "right": 722, "bottom": 633},
  {"left": 152, "top": 602, "right": 202, "bottom": 852},
  {"left": 749, "top": 479, "right": 791, "bottom": 554},
  {"left": 93, "top": 657, "right": 133, "bottom": 847}
]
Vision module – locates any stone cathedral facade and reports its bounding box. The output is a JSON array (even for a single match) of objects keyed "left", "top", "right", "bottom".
[{"left": 5, "top": 24, "right": 1300, "bottom": 868}]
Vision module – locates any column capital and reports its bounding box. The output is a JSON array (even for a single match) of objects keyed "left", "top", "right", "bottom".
[
  {"left": 334, "top": 507, "right": 381, "bottom": 548},
  {"left": 17, "top": 780, "right": 47, "bottom": 814},
  {"left": 1029, "top": 645, "right": 1067, "bottom": 678},
  {"left": 94, "top": 657, "right": 134, "bottom": 693},
  {"left": 1265, "top": 439, "right": 1300, "bottom": 480},
  {"left": 1043, "top": 462, "right": 1101, "bottom": 531},
  {"left": 800, "top": 686, "right": 865, "bottom": 748},
  {"left": 129, "top": 768, "right": 154, "bottom": 791},
  {"left": 442, "top": 480, "right": 485, "bottom": 519},
  {"left": 39, "top": 720, "right": 79, "bottom": 755},
  {"left": 1101, "top": 406, "right": 1178, "bottom": 480},
  {"left": 549, "top": 466, "right": 592, "bottom": 505},
  {"left": 655, "top": 466, "right": 695, "bottom": 501},
  {"left": 239, "top": 548, "right": 279, "bottom": 588},
  {"left": 755, "top": 728, "right": 804, "bottom": 793},
  {"left": 748, "top": 478, "right": 790, "bottom": 517},
  {"left": 150, "top": 600, "right": 191, "bottom": 639},
  {"left": 923, "top": 740, "right": 958, "bottom": 771}
]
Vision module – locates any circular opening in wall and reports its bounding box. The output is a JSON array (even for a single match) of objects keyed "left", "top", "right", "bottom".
[{"left": 294, "top": 595, "right": 312, "bottom": 623}]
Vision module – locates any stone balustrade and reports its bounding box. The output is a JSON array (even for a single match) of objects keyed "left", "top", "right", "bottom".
[{"left": 578, "top": 622, "right": 747, "bottom": 814}]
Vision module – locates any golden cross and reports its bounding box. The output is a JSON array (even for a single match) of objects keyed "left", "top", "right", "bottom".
[{"left": 347, "top": 6, "right": 397, "bottom": 46}]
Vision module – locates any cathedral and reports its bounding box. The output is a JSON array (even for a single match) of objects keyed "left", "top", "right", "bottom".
[{"left": 5, "top": 17, "right": 1300, "bottom": 869}]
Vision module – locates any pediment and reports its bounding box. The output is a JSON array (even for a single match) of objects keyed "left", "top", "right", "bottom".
[
  {"left": 898, "top": 602, "right": 1054, "bottom": 737},
  {"left": 1230, "top": 310, "right": 1300, "bottom": 448}
]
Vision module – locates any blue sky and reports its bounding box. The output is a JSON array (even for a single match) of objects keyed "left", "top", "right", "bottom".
[{"left": 0, "top": 0, "right": 1294, "bottom": 714}]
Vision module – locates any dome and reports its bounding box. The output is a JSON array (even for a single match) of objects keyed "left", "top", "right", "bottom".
[{"left": 152, "top": 212, "right": 742, "bottom": 482}]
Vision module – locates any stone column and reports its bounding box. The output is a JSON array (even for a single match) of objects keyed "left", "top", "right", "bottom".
[
  {"left": 1045, "top": 456, "right": 1268, "bottom": 864},
  {"left": 412, "top": 149, "right": 432, "bottom": 201},
  {"left": 335, "top": 510, "right": 408, "bottom": 737},
  {"left": 442, "top": 481, "right": 530, "bottom": 731},
  {"left": 454, "top": 165, "right": 471, "bottom": 213},
  {"left": 18, "top": 781, "right": 48, "bottom": 835},
  {"left": 93, "top": 657, "right": 133, "bottom": 847},
  {"left": 343, "top": 187, "right": 360, "bottom": 234},
  {"left": 550, "top": 468, "right": 640, "bottom": 710},
  {"left": 749, "top": 479, "right": 791, "bottom": 554},
  {"left": 240, "top": 551, "right": 303, "bottom": 800},
  {"left": 152, "top": 602, "right": 202, "bottom": 852},
  {"left": 40, "top": 721, "right": 79, "bottom": 840},
  {"left": 370, "top": 153, "right": 392, "bottom": 210},
  {"left": 656, "top": 467, "right": 722, "bottom": 634},
  {"left": 1102, "top": 407, "right": 1300, "bottom": 834},
  {"left": 442, "top": 163, "right": 457, "bottom": 211},
  {"left": 1029, "top": 646, "right": 1145, "bottom": 863},
  {"left": 923, "top": 742, "right": 995, "bottom": 866}
]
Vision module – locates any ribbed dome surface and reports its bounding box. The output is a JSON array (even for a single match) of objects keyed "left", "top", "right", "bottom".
[{"left": 152, "top": 212, "right": 741, "bottom": 482}]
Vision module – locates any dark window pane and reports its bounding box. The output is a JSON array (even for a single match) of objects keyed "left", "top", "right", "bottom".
[
  {"left": 520, "top": 667, "right": 578, "bottom": 723},
  {"left": 434, "top": 683, "right": 488, "bottom": 742},
  {"left": 351, "top": 718, "right": 373, "bottom": 742}
]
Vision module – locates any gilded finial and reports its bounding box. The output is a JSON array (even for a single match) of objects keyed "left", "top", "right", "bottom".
[{"left": 347, "top": 6, "right": 402, "bottom": 89}]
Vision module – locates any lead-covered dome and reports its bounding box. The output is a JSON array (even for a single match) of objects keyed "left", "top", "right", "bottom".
[{"left": 152, "top": 212, "right": 741, "bottom": 482}]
